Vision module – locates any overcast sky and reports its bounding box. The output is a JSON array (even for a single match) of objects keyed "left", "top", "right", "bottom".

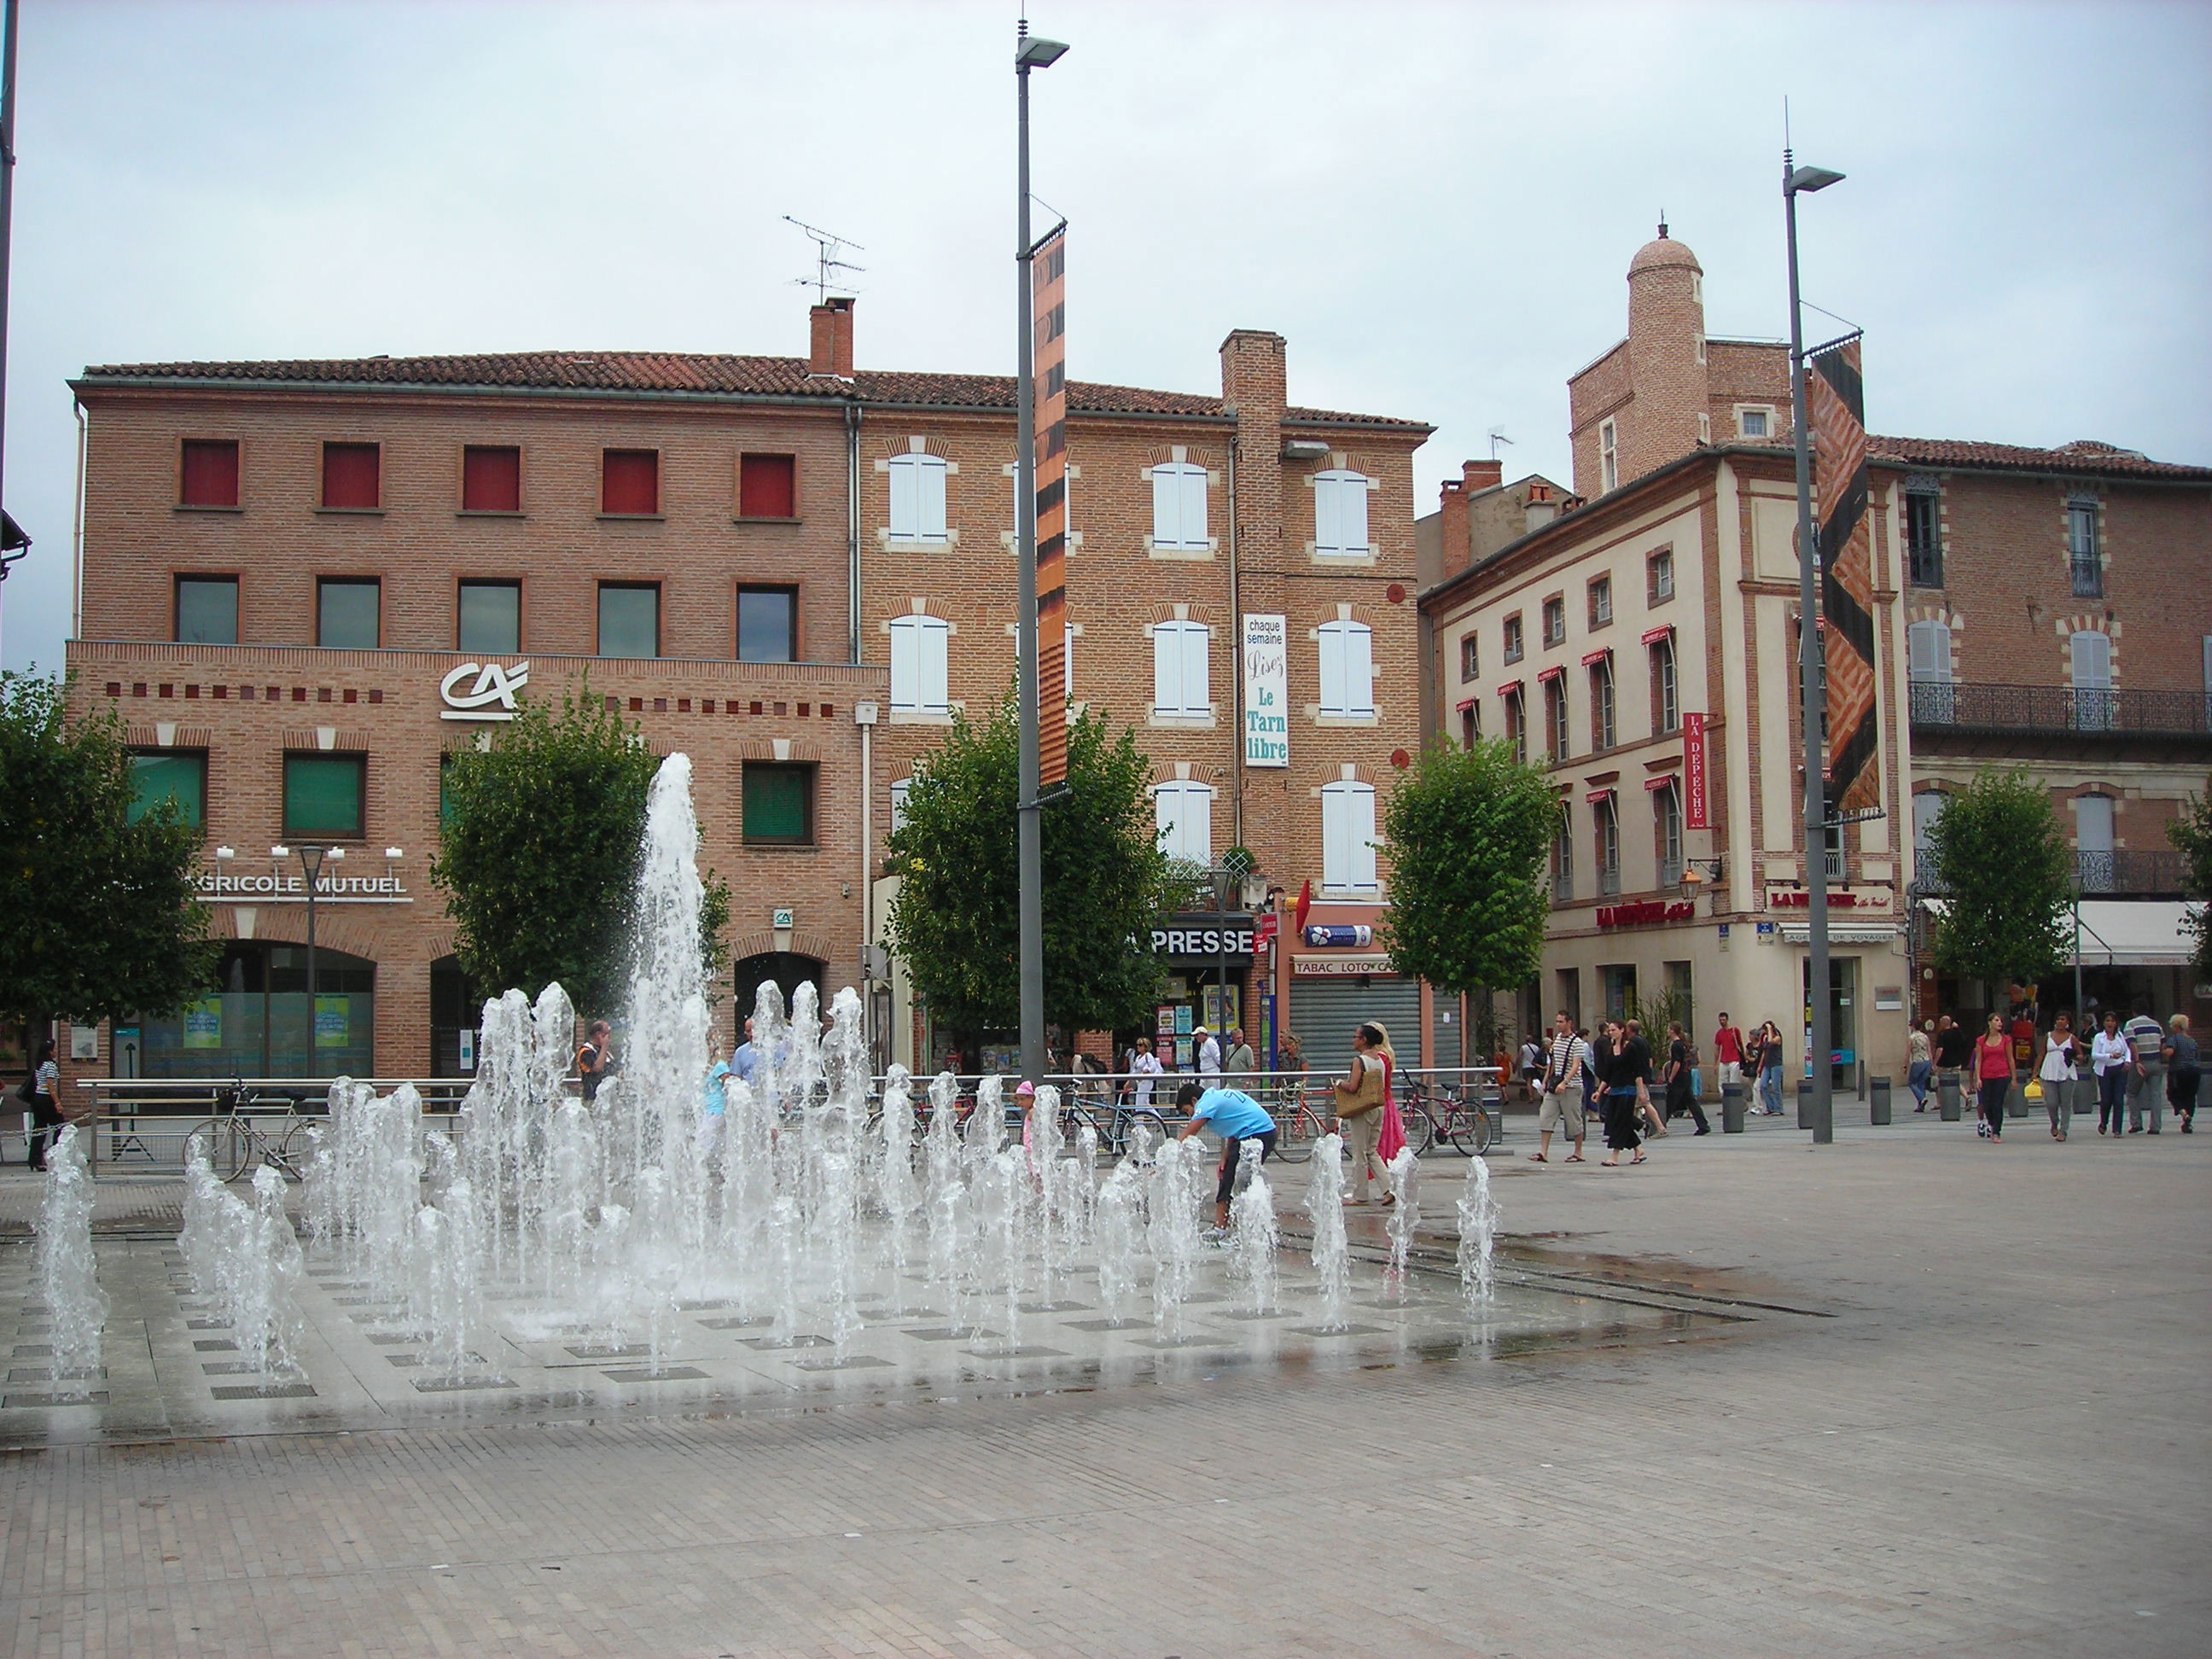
[{"left": 3, "top": 0, "right": 2207, "bottom": 671}]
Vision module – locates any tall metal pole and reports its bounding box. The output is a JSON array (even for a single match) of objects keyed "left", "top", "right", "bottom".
[
  {"left": 301, "top": 849, "right": 320, "bottom": 1072},
  {"left": 1013, "top": 25, "right": 1045, "bottom": 1083},
  {"left": 0, "top": 0, "right": 22, "bottom": 629},
  {"left": 1785, "top": 150, "right": 1834, "bottom": 1144}
]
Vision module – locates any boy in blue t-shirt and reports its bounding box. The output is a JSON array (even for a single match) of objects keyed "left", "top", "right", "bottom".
[{"left": 1175, "top": 1083, "right": 1278, "bottom": 1231}]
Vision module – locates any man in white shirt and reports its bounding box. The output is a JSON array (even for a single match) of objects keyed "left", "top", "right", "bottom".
[
  {"left": 1528, "top": 1010, "right": 1588, "bottom": 1164},
  {"left": 1195, "top": 1026, "right": 1222, "bottom": 1083},
  {"left": 2123, "top": 1008, "right": 2166, "bottom": 1132}
]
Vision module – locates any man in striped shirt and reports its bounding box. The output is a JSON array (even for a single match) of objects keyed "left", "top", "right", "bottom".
[{"left": 1528, "top": 1010, "right": 1590, "bottom": 1164}]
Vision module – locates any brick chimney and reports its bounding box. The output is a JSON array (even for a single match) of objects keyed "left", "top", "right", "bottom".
[
  {"left": 1461, "top": 458, "right": 1504, "bottom": 493},
  {"left": 808, "top": 297, "right": 855, "bottom": 379},
  {"left": 1438, "top": 478, "right": 1471, "bottom": 576}
]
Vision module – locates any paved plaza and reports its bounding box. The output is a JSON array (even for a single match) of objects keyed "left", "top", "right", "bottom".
[{"left": 1, "top": 1108, "right": 2206, "bottom": 1657}]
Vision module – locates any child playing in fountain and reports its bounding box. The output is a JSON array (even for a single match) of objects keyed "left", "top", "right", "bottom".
[{"left": 1174, "top": 1082, "right": 1278, "bottom": 1235}]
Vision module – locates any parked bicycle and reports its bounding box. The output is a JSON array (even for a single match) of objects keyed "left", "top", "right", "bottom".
[
  {"left": 186, "top": 1080, "right": 320, "bottom": 1184},
  {"left": 1398, "top": 1075, "right": 1497, "bottom": 1155}
]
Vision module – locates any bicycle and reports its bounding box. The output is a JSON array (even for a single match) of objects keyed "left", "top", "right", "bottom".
[
  {"left": 185, "top": 1081, "right": 319, "bottom": 1185},
  {"left": 1082, "top": 1096, "right": 1172, "bottom": 1159},
  {"left": 1400, "top": 1078, "right": 1497, "bottom": 1156},
  {"left": 1268, "top": 1088, "right": 1338, "bottom": 1163}
]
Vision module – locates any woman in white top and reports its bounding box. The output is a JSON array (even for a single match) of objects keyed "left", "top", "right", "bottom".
[
  {"left": 2089, "top": 1011, "right": 2133, "bottom": 1138},
  {"left": 2037, "top": 1013, "right": 2079, "bottom": 1142},
  {"left": 1125, "top": 1037, "right": 1164, "bottom": 1109}
]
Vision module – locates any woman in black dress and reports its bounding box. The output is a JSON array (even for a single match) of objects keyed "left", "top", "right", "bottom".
[{"left": 1598, "top": 1019, "right": 1648, "bottom": 1166}]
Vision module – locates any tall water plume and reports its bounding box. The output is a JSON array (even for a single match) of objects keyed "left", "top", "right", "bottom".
[
  {"left": 34, "top": 1126, "right": 106, "bottom": 1395},
  {"left": 1306, "top": 1134, "right": 1350, "bottom": 1330}
]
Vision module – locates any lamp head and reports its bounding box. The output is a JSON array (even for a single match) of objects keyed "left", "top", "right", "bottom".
[
  {"left": 297, "top": 845, "right": 325, "bottom": 880},
  {"left": 1016, "top": 34, "right": 1068, "bottom": 68},
  {"left": 1788, "top": 164, "right": 1845, "bottom": 195}
]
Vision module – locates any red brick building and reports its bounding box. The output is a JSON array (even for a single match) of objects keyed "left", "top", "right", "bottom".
[{"left": 60, "top": 300, "right": 1433, "bottom": 1086}]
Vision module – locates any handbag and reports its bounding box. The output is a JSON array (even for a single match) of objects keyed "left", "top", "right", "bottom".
[{"left": 2023, "top": 1079, "right": 2044, "bottom": 1101}]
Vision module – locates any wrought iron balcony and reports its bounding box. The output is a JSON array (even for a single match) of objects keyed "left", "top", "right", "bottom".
[
  {"left": 1909, "top": 680, "right": 2211, "bottom": 739},
  {"left": 2074, "top": 850, "right": 2192, "bottom": 897}
]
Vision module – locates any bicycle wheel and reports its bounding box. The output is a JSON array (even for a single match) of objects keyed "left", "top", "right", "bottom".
[
  {"left": 1444, "top": 1102, "right": 1495, "bottom": 1156},
  {"left": 271, "top": 1120, "right": 320, "bottom": 1182},
  {"left": 1272, "top": 1104, "right": 1313, "bottom": 1162},
  {"left": 188, "top": 1117, "right": 251, "bottom": 1183}
]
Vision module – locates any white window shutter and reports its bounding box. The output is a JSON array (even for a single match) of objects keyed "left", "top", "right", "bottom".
[
  {"left": 2071, "top": 630, "right": 2111, "bottom": 688},
  {"left": 2075, "top": 794, "right": 2115, "bottom": 853},
  {"left": 1064, "top": 623, "right": 1075, "bottom": 698},
  {"left": 1314, "top": 474, "right": 1342, "bottom": 554},
  {"left": 1349, "top": 784, "right": 1377, "bottom": 891},
  {"left": 1341, "top": 475, "right": 1369, "bottom": 553},
  {"left": 1152, "top": 466, "right": 1181, "bottom": 548},
  {"left": 1348, "top": 624, "right": 1374, "bottom": 716},
  {"left": 1187, "top": 785, "right": 1213, "bottom": 863},
  {"left": 1318, "top": 624, "right": 1346, "bottom": 715},
  {"left": 888, "top": 456, "right": 918, "bottom": 540},
  {"left": 1181, "top": 466, "right": 1208, "bottom": 547},
  {"left": 889, "top": 618, "right": 919, "bottom": 710},
  {"left": 1185, "top": 625, "right": 1210, "bottom": 713},
  {"left": 919, "top": 456, "right": 947, "bottom": 542},
  {"left": 1322, "top": 784, "right": 1351, "bottom": 889},
  {"left": 921, "top": 618, "right": 950, "bottom": 710},
  {"left": 889, "top": 778, "right": 911, "bottom": 837},
  {"left": 1153, "top": 625, "right": 1180, "bottom": 713}
]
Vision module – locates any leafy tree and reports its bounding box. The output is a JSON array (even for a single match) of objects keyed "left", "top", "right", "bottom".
[
  {"left": 433, "top": 687, "right": 729, "bottom": 1018},
  {"left": 885, "top": 696, "right": 1171, "bottom": 1048},
  {"left": 2168, "top": 786, "right": 2212, "bottom": 976},
  {"left": 1925, "top": 766, "right": 2073, "bottom": 989},
  {"left": 0, "top": 671, "right": 219, "bottom": 1032},
  {"left": 1380, "top": 736, "right": 1557, "bottom": 1006}
]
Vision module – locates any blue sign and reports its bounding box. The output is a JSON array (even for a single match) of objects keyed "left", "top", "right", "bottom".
[{"left": 1304, "top": 924, "right": 1373, "bottom": 948}]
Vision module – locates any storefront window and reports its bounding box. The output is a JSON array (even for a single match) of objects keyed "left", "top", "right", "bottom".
[{"left": 134, "top": 942, "right": 375, "bottom": 1079}]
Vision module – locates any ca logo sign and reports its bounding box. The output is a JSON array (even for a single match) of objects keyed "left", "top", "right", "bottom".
[{"left": 439, "top": 660, "right": 530, "bottom": 721}]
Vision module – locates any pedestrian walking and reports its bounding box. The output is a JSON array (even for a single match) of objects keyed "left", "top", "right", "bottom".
[
  {"left": 2090, "top": 1011, "right": 2131, "bottom": 1137},
  {"left": 1331, "top": 1022, "right": 1393, "bottom": 1202},
  {"left": 1598, "top": 1019, "right": 1649, "bottom": 1166},
  {"left": 1625, "top": 1019, "right": 1667, "bottom": 1138},
  {"left": 1194, "top": 1026, "right": 1223, "bottom": 1083},
  {"left": 1973, "top": 1013, "right": 2013, "bottom": 1142},
  {"left": 1753, "top": 1021, "right": 1786, "bottom": 1115},
  {"left": 1933, "top": 1014, "right": 1971, "bottom": 1109},
  {"left": 576, "top": 1020, "right": 614, "bottom": 1103},
  {"left": 2122, "top": 1006, "right": 2166, "bottom": 1133},
  {"left": 1664, "top": 1022, "right": 1710, "bottom": 1133},
  {"left": 24, "top": 1040, "right": 64, "bottom": 1172},
  {"left": 1518, "top": 1033, "right": 1545, "bottom": 1101},
  {"left": 1223, "top": 1027, "right": 1257, "bottom": 1075},
  {"left": 2162, "top": 1015, "right": 2199, "bottom": 1134},
  {"left": 1527, "top": 1010, "right": 1589, "bottom": 1164},
  {"left": 1711, "top": 1012, "right": 1745, "bottom": 1091},
  {"left": 1125, "top": 1035, "right": 1164, "bottom": 1109},
  {"left": 696, "top": 1039, "right": 731, "bottom": 1158},
  {"left": 1908, "top": 1020, "right": 1934, "bottom": 1111},
  {"left": 2036, "top": 1013, "right": 2078, "bottom": 1142}
]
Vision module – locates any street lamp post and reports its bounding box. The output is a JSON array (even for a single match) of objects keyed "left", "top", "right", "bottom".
[
  {"left": 1784, "top": 148, "right": 1844, "bottom": 1144},
  {"left": 274, "top": 843, "right": 340, "bottom": 1068},
  {"left": 1013, "top": 20, "right": 1067, "bottom": 1084}
]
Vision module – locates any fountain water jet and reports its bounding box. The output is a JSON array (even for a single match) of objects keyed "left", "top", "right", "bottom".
[{"left": 33, "top": 1126, "right": 106, "bottom": 1398}]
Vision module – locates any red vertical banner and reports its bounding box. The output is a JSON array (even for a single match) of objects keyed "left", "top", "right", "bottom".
[
  {"left": 1683, "top": 712, "right": 1709, "bottom": 830},
  {"left": 1033, "top": 225, "right": 1069, "bottom": 788},
  {"left": 1807, "top": 333, "right": 1878, "bottom": 813}
]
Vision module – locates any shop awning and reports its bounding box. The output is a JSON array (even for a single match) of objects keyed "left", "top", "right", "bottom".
[
  {"left": 2073, "top": 900, "right": 2197, "bottom": 968},
  {"left": 1453, "top": 696, "right": 1476, "bottom": 713},
  {"left": 1581, "top": 648, "right": 1612, "bottom": 667},
  {"left": 1641, "top": 623, "right": 1674, "bottom": 646},
  {"left": 1919, "top": 898, "right": 2197, "bottom": 968},
  {"left": 1537, "top": 665, "right": 1565, "bottom": 684}
]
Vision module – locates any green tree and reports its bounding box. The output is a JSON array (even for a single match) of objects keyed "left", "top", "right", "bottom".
[
  {"left": 1380, "top": 736, "right": 1557, "bottom": 1004},
  {"left": 2168, "top": 786, "right": 2212, "bottom": 976},
  {"left": 432, "top": 687, "right": 729, "bottom": 1017},
  {"left": 1925, "top": 766, "right": 2073, "bottom": 989},
  {"left": 0, "top": 671, "right": 219, "bottom": 1032},
  {"left": 885, "top": 696, "right": 1170, "bottom": 1048}
]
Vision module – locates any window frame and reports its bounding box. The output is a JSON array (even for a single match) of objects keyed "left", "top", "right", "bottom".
[
  {"left": 1736, "top": 406, "right": 1774, "bottom": 440},
  {"left": 888, "top": 613, "right": 952, "bottom": 715},
  {"left": 316, "top": 576, "right": 382, "bottom": 650},
  {"left": 1598, "top": 419, "right": 1618, "bottom": 493},
  {"left": 318, "top": 441, "right": 382, "bottom": 512},
  {"left": 1315, "top": 618, "right": 1377, "bottom": 719},
  {"left": 1542, "top": 595, "right": 1567, "bottom": 648},
  {"left": 178, "top": 438, "right": 242, "bottom": 510},
  {"left": 596, "top": 581, "right": 662, "bottom": 660},
  {"left": 1312, "top": 468, "right": 1373, "bottom": 558},
  {"left": 1650, "top": 635, "right": 1679, "bottom": 735},
  {"left": 1459, "top": 702, "right": 1479, "bottom": 748},
  {"left": 1319, "top": 778, "right": 1380, "bottom": 896},
  {"left": 1646, "top": 546, "right": 1674, "bottom": 605},
  {"left": 1502, "top": 614, "right": 1524, "bottom": 665},
  {"left": 736, "top": 452, "right": 800, "bottom": 521},
  {"left": 1904, "top": 485, "right": 1942, "bottom": 588},
  {"left": 457, "top": 579, "right": 522, "bottom": 655},
  {"left": 282, "top": 752, "right": 368, "bottom": 840},
  {"left": 2067, "top": 496, "right": 2103, "bottom": 597},
  {"left": 1592, "top": 796, "right": 1621, "bottom": 897},
  {"left": 1589, "top": 656, "right": 1616, "bottom": 752},
  {"left": 1150, "top": 458, "right": 1212, "bottom": 552},
  {"left": 128, "top": 750, "right": 207, "bottom": 828},
  {"left": 1150, "top": 619, "right": 1213, "bottom": 719},
  {"left": 1587, "top": 574, "right": 1613, "bottom": 630},
  {"left": 600, "top": 448, "right": 661, "bottom": 518},
  {"left": 174, "top": 573, "right": 240, "bottom": 645},
  {"left": 1545, "top": 677, "right": 1569, "bottom": 762},
  {"left": 1551, "top": 802, "right": 1575, "bottom": 902},
  {"left": 1654, "top": 780, "right": 1683, "bottom": 887},
  {"left": 1153, "top": 778, "right": 1215, "bottom": 866},
  {"left": 741, "top": 760, "right": 817, "bottom": 847},
  {"left": 736, "top": 585, "right": 799, "bottom": 664},
  {"left": 1458, "top": 633, "right": 1479, "bottom": 682},
  {"left": 886, "top": 450, "right": 951, "bottom": 545},
  {"left": 1504, "top": 690, "right": 1527, "bottom": 765}
]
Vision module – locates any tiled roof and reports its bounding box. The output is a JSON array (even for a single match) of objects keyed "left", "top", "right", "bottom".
[
  {"left": 76, "top": 351, "right": 1426, "bottom": 429},
  {"left": 1869, "top": 434, "right": 2212, "bottom": 482}
]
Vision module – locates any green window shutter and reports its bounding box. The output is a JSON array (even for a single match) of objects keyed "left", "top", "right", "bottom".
[
  {"left": 285, "top": 755, "right": 364, "bottom": 835},
  {"left": 742, "top": 765, "right": 811, "bottom": 843},
  {"left": 129, "top": 754, "right": 205, "bottom": 827}
]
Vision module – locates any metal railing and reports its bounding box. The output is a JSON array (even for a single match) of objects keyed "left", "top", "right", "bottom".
[
  {"left": 1909, "top": 680, "right": 2210, "bottom": 738},
  {"left": 2073, "top": 849, "right": 2191, "bottom": 896}
]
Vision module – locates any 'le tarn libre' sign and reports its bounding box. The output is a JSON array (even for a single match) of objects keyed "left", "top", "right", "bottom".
[{"left": 1241, "top": 615, "right": 1288, "bottom": 768}]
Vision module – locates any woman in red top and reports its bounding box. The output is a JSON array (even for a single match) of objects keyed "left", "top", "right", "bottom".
[{"left": 1974, "top": 1013, "right": 2015, "bottom": 1141}]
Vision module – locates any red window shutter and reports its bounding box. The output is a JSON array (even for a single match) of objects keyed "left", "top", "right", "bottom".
[
  {"left": 739, "top": 453, "right": 796, "bottom": 519},
  {"left": 602, "top": 450, "right": 659, "bottom": 515},
  {"left": 180, "top": 439, "right": 240, "bottom": 508},
  {"left": 322, "top": 443, "right": 381, "bottom": 509},
  {"left": 462, "top": 445, "right": 522, "bottom": 512}
]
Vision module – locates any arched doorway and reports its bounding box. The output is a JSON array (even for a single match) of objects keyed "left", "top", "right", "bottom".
[
  {"left": 731, "top": 952, "right": 827, "bottom": 1023},
  {"left": 429, "top": 956, "right": 483, "bottom": 1078}
]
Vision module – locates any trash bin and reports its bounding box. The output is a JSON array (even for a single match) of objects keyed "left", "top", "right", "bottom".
[
  {"left": 1869, "top": 1074, "right": 1892, "bottom": 1125},
  {"left": 1721, "top": 1083, "right": 1745, "bottom": 1133},
  {"left": 1937, "top": 1073, "right": 1962, "bottom": 1121},
  {"left": 1796, "top": 1080, "right": 1812, "bottom": 1128}
]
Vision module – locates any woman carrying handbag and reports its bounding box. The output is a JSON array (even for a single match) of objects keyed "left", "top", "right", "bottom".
[{"left": 2037, "top": 1013, "right": 2078, "bottom": 1141}]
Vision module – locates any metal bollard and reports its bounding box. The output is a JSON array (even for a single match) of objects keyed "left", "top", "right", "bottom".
[
  {"left": 2007, "top": 1080, "right": 2029, "bottom": 1119},
  {"left": 1796, "top": 1078, "right": 1812, "bottom": 1128},
  {"left": 1869, "top": 1074, "right": 1892, "bottom": 1125},
  {"left": 1938, "top": 1074, "right": 1962, "bottom": 1121},
  {"left": 1721, "top": 1083, "right": 1745, "bottom": 1133}
]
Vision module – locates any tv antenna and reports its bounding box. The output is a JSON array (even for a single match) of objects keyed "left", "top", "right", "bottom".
[
  {"left": 784, "top": 216, "right": 866, "bottom": 303},
  {"left": 1487, "top": 426, "right": 1515, "bottom": 459}
]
